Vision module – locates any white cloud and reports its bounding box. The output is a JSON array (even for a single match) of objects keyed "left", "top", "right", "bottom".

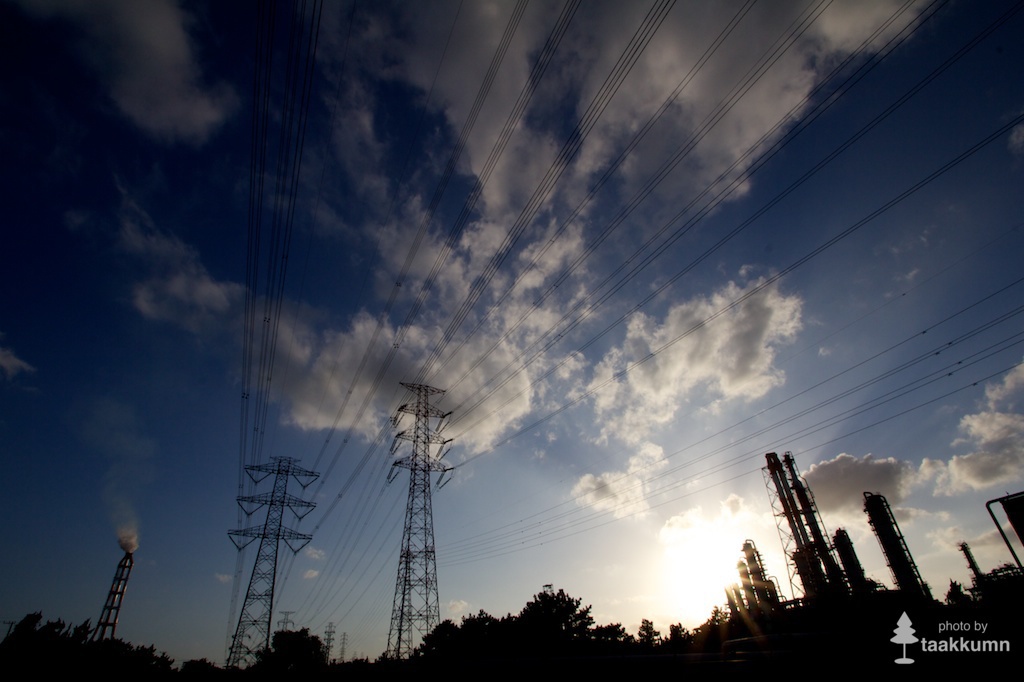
[
  {"left": 0, "top": 337, "right": 35, "bottom": 380},
  {"left": 803, "top": 452, "right": 917, "bottom": 513},
  {"left": 348, "top": 2, "right": 928, "bottom": 243},
  {"left": 572, "top": 441, "right": 666, "bottom": 518},
  {"left": 984, "top": 362, "right": 1024, "bottom": 405},
  {"left": 922, "top": 364, "right": 1024, "bottom": 494},
  {"left": 117, "top": 195, "right": 243, "bottom": 334},
  {"left": 14, "top": 0, "right": 235, "bottom": 144},
  {"left": 1009, "top": 124, "right": 1024, "bottom": 157},
  {"left": 590, "top": 276, "right": 802, "bottom": 442},
  {"left": 940, "top": 411, "right": 1024, "bottom": 493},
  {"left": 304, "top": 546, "right": 326, "bottom": 561},
  {"left": 446, "top": 599, "right": 470, "bottom": 619},
  {"left": 215, "top": 573, "right": 232, "bottom": 584},
  {"left": 303, "top": 569, "right": 320, "bottom": 580}
]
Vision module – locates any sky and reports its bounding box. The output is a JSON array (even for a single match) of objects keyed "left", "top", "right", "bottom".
[{"left": 2, "top": 0, "right": 1024, "bottom": 666}]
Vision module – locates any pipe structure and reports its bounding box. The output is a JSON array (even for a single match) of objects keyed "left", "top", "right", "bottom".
[
  {"left": 959, "top": 542, "right": 984, "bottom": 586},
  {"left": 737, "top": 559, "right": 758, "bottom": 614},
  {"left": 783, "top": 453, "right": 847, "bottom": 593},
  {"left": 765, "top": 453, "right": 827, "bottom": 597},
  {"left": 726, "top": 585, "right": 744, "bottom": 617},
  {"left": 986, "top": 492, "right": 1024, "bottom": 569},
  {"left": 742, "top": 540, "right": 778, "bottom": 609},
  {"left": 833, "top": 528, "right": 869, "bottom": 594},
  {"left": 863, "top": 492, "right": 932, "bottom": 601}
]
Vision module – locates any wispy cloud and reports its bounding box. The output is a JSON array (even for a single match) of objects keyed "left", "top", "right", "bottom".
[
  {"left": 0, "top": 335, "right": 35, "bottom": 380},
  {"left": 12, "top": 0, "right": 236, "bottom": 143},
  {"left": 1008, "top": 124, "right": 1024, "bottom": 157},
  {"left": 117, "top": 193, "right": 243, "bottom": 334}
]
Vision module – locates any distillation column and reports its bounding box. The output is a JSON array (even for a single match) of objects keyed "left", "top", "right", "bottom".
[{"left": 863, "top": 492, "right": 932, "bottom": 601}]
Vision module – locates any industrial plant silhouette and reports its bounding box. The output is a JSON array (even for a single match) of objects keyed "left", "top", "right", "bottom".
[{"left": 3, "top": 450, "right": 1021, "bottom": 674}]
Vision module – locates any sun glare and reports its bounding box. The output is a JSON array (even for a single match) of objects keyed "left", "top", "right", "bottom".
[{"left": 659, "top": 505, "right": 750, "bottom": 627}]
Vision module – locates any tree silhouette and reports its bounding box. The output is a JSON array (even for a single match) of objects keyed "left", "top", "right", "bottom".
[
  {"left": 664, "top": 622, "right": 693, "bottom": 652},
  {"left": 637, "top": 619, "right": 660, "bottom": 648},
  {"left": 517, "top": 587, "right": 594, "bottom": 651},
  {"left": 252, "top": 627, "right": 327, "bottom": 674},
  {"left": 585, "top": 618, "right": 630, "bottom": 651},
  {"left": 415, "top": 619, "right": 461, "bottom": 659}
]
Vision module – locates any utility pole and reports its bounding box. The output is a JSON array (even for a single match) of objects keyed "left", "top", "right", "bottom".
[
  {"left": 338, "top": 631, "right": 348, "bottom": 663},
  {"left": 386, "top": 383, "right": 453, "bottom": 659},
  {"left": 227, "top": 456, "right": 318, "bottom": 667}
]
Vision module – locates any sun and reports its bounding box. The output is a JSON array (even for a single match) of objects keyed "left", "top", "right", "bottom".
[{"left": 659, "top": 505, "right": 749, "bottom": 627}]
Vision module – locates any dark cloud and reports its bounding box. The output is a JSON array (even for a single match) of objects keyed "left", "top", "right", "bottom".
[{"left": 803, "top": 452, "right": 915, "bottom": 513}]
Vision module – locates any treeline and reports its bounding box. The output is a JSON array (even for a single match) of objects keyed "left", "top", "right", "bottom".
[
  {"left": 411, "top": 586, "right": 729, "bottom": 660},
  {"left": 0, "top": 612, "right": 355, "bottom": 677},
  {"left": 5, "top": 579, "right": 1018, "bottom": 674},
  {"left": 0, "top": 612, "right": 176, "bottom": 675}
]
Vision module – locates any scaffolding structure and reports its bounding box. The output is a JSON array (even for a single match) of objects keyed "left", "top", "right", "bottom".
[
  {"left": 763, "top": 452, "right": 845, "bottom": 599},
  {"left": 92, "top": 551, "right": 134, "bottom": 641},
  {"left": 227, "top": 456, "right": 318, "bottom": 667},
  {"left": 386, "top": 383, "right": 453, "bottom": 659}
]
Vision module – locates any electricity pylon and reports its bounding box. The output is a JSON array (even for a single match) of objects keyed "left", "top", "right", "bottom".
[
  {"left": 323, "top": 622, "right": 335, "bottom": 662},
  {"left": 386, "top": 383, "right": 453, "bottom": 658},
  {"left": 227, "top": 456, "right": 318, "bottom": 668}
]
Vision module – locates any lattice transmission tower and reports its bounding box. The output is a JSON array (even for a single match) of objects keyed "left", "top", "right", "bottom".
[
  {"left": 323, "top": 622, "right": 335, "bottom": 663},
  {"left": 227, "top": 456, "right": 318, "bottom": 668},
  {"left": 386, "top": 383, "right": 453, "bottom": 658}
]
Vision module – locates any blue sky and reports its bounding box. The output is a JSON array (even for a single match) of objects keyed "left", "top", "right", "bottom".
[{"left": 2, "top": 0, "right": 1024, "bottom": 665}]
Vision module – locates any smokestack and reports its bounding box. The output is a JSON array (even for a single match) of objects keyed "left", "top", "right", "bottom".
[{"left": 93, "top": 547, "right": 135, "bottom": 641}]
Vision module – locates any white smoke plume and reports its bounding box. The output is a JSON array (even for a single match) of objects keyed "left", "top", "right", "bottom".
[
  {"left": 118, "top": 523, "right": 139, "bottom": 554},
  {"left": 76, "top": 397, "right": 155, "bottom": 555}
]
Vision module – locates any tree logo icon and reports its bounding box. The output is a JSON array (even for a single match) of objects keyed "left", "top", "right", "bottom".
[{"left": 891, "top": 611, "right": 918, "bottom": 664}]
